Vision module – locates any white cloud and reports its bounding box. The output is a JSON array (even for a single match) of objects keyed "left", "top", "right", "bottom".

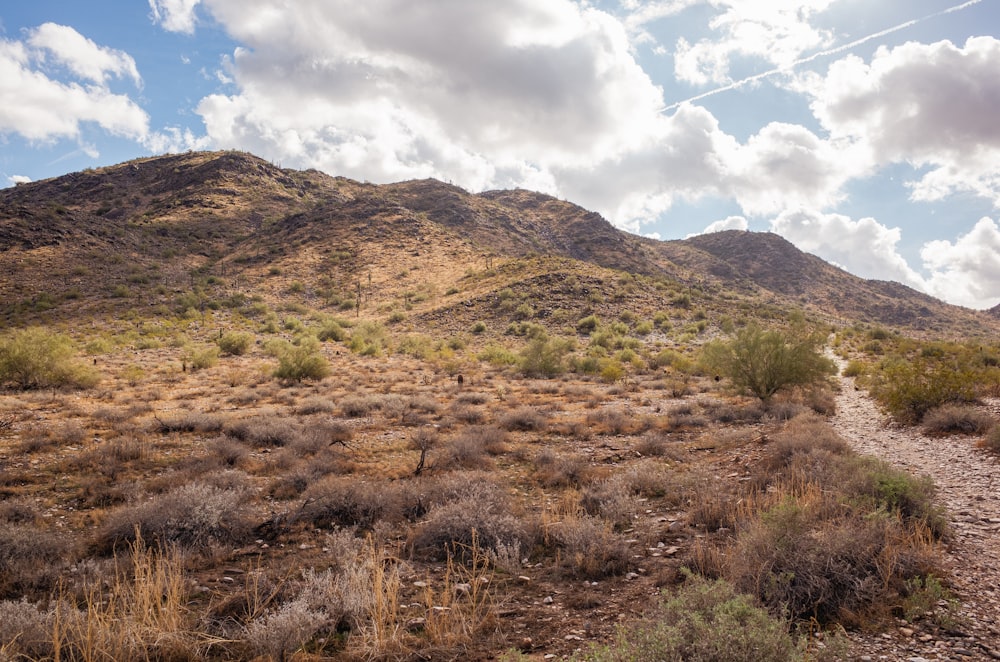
[
  {"left": 193, "top": 0, "right": 667, "bottom": 196},
  {"left": 149, "top": 0, "right": 202, "bottom": 34},
  {"left": 770, "top": 209, "right": 926, "bottom": 288},
  {"left": 8, "top": 175, "right": 32, "bottom": 186},
  {"left": 806, "top": 36, "right": 1000, "bottom": 206},
  {"left": 688, "top": 215, "right": 747, "bottom": 237},
  {"left": 27, "top": 23, "right": 140, "bottom": 85},
  {"left": 0, "top": 35, "right": 148, "bottom": 144},
  {"left": 921, "top": 217, "right": 1000, "bottom": 310},
  {"left": 673, "top": 1, "right": 837, "bottom": 86}
]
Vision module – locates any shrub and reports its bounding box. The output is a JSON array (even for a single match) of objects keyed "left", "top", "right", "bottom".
[
  {"left": 499, "top": 407, "right": 548, "bottom": 432},
  {"left": 470, "top": 321, "right": 488, "bottom": 334},
  {"left": 921, "top": 404, "right": 994, "bottom": 436},
  {"left": 96, "top": 482, "right": 252, "bottom": 552},
  {"left": 576, "top": 573, "right": 804, "bottom": 662},
  {"left": 519, "top": 336, "right": 573, "bottom": 377},
  {"left": 0, "top": 327, "right": 99, "bottom": 390},
  {"left": 272, "top": 337, "right": 330, "bottom": 382},
  {"left": 576, "top": 315, "right": 600, "bottom": 334},
  {"left": 226, "top": 416, "right": 302, "bottom": 447},
  {"left": 316, "top": 318, "right": 347, "bottom": 342},
  {"left": 217, "top": 331, "right": 253, "bottom": 356},
  {"left": 409, "top": 496, "right": 527, "bottom": 562},
  {"left": 869, "top": 354, "right": 981, "bottom": 425},
  {"left": 348, "top": 321, "right": 388, "bottom": 356},
  {"left": 700, "top": 323, "right": 835, "bottom": 401},
  {"left": 478, "top": 343, "right": 519, "bottom": 367},
  {"left": 548, "top": 516, "right": 631, "bottom": 579},
  {"left": 0, "top": 524, "right": 74, "bottom": 598},
  {"left": 184, "top": 344, "right": 220, "bottom": 371},
  {"left": 981, "top": 425, "right": 1000, "bottom": 454}
]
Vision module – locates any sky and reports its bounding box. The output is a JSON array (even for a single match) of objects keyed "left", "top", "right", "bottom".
[{"left": 2, "top": 1, "right": 1000, "bottom": 310}]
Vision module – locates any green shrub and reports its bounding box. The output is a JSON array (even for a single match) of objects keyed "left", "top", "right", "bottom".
[
  {"left": 217, "top": 331, "right": 253, "bottom": 356},
  {"left": 272, "top": 337, "right": 330, "bottom": 382},
  {"left": 700, "top": 323, "right": 835, "bottom": 401},
  {"left": 470, "top": 321, "right": 488, "bottom": 334},
  {"left": 519, "top": 336, "right": 573, "bottom": 377},
  {"left": 184, "top": 345, "right": 219, "bottom": 371},
  {"left": 575, "top": 572, "right": 803, "bottom": 662},
  {"left": 0, "top": 327, "right": 99, "bottom": 390},
  {"left": 868, "top": 354, "right": 980, "bottom": 424},
  {"left": 348, "top": 321, "right": 388, "bottom": 356},
  {"left": 316, "top": 319, "right": 347, "bottom": 342},
  {"left": 576, "top": 315, "right": 600, "bottom": 334},
  {"left": 478, "top": 343, "right": 518, "bottom": 367}
]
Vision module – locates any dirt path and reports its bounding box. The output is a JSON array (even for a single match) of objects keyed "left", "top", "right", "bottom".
[{"left": 830, "top": 367, "right": 1000, "bottom": 660}]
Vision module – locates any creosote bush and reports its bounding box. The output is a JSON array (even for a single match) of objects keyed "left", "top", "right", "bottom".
[
  {"left": 270, "top": 336, "right": 330, "bottom": 382},
  {"left": 0, "top": 326, "right": 99, "bottom": 390},
  {"left": 217, "top": 331, "right": 253, "bottom": 356}
]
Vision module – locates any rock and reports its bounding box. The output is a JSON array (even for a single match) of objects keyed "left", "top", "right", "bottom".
[{"left": 543, "top": 596, "right": 554, "bottom": 605}]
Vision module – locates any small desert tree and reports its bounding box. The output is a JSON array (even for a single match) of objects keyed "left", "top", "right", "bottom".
[
  {"left": 701, "top": 323, "right": 834, "bottom": 401},
  {"left": 0, "top": 326, "right": 99, "bottom": 390},
  {"left": 272, "top": 337, "right": 330, "bottom": 382}
]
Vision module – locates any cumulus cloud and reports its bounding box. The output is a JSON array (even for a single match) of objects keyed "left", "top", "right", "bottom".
[
  {"left": 921, "top": 217, "right": 1000, "bottom": 309},
  {"left": 806, "top": 36, "right": 1000, "bottom": 206},
  {"left": 149, "top": 0, "right": 202, "bottom": 34},
  {"left": 688, "top": 215, "right": 748, "bottom": 237},
  {"left": 7, "top": 175, "right": 32, "bottom": 186},
  {"left": 673, "top": 1, "right": 837, "bottom": 86},
  {"left": 27, "top": 23, "right": 140, "bottom": 85},
  {"left": 770, "top": 209, "right": 926, "bottom": 288},
  {"left": 0, "top": 33, "right": 148, "bottom": 144}
]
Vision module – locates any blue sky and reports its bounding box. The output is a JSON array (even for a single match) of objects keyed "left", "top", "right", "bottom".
[{"left": 2, "top": 1, "right": 999, "bottom": 309}]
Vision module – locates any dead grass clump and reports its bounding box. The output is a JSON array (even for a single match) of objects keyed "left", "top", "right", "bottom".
[
  {"left": 533, "top": 449, "right": 591, "bottom": 488},
  {"left": 297, "top": 477, "right": 410, "bottom": 530},
  {"left": 455, "top": 425, "right": 508, "bottom": 455},
  {"left": 0, "top": 523, "right": 74, "bottom": 598},
  {"left": 763, "top": 413, "right": 851, "bottom": 471},
  {"left": 0, "top": 599, "right": 56, "bottom": 660},
  {"left": 152, "top": 411, "right": 225, "bottom": 434},
  {"left": 702, "top": 398, "right": 766, "bottom": 424},
  {"left": 665, "top": 402, "right": 708, "bottom": 430},
  {"left": 585, "top": 406, "right": 639, "bottom": 435},
  {"left": 634, "top": 430, "right": 683, "bottom": 459},
  {"left": 921, "top": 404, "right": 995, "bottom": 436},
  {"left": 499, "top": 407, "right": 548, "bottom": 431},
  {"left": 438, "top": 435, "right": 493, "bottom": 470},
  {"left": 340, "top": 394, "right": 383, "bottom": 417},
  {"left": 980, "top": 425, "right": 1000, "bottom": 454},
  {"left": 17, "top": 425, "right": 59, "bottom": 453},
  {"left": 456, "top": 392, "right": 489, "bottom": 405},
  {"left": 409, "top": 496, "right": 527, "bottom": 563},
  {"left": 580, "top": 478, "right": 638, "bottom": 529},
  {"left": 449, "top": 403, "right": 485, "bottom": 424},
  {"left": 207, "top": 436, "right": 251, "bottom": 467},
  {"left": 96, "top": 482, "right": 253, "bottom": 553},
  {"left": 547, "top": 516, "right": 631, "bottom": 579},
  {"left": 706, "top": 494, "right": 938, "bottom": 624},
  {"left": 295, "top": 396, "right": 336, "bottom": 415},
  {"left": 226, "top": 416, "right": 301, "bottom": 447}
]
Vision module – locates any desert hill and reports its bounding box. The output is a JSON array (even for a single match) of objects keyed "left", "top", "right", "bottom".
[{"left": 0, "top": 150, "right": 993, "bottom": 336}]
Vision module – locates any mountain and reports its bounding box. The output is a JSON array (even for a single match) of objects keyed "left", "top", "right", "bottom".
[{"left": 0, "top": 150, "right": 993, "bottom": 336}]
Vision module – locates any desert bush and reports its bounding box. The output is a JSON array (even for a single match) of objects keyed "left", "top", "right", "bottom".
[
  {"left": 548, "top": 515, "right": 631, "bottom": 579},
  {"left": 348, "top": 321, "right": 389, "bottom": 356},
  {"left": 409, "top": 495, "right": 528, "bottom": 563},
  {"left": 534, "top": 449, "right": 591, "bottom": 488},
  {"left": 842, "top": 360, "right": 868, "bottom": 377},
  {"left": 295, "top": 396, "right": 336, "bottom": 415},
  {"left": 226, "top": 415, "right": 302, "bottom": 447},
  {"left": 0, "top": 523, "right": 74, "bottom": 598},
  {"left": 297, "top": 477, "right": 409, "bottom": 529},
  {"left": 921, "top": 404, "right": 994, "bottom": 436},
  {"left": 580, "top": 478, "right": 638, "bottom": 530},
  {"left": 0, "top": 326, "right": 99, "bottom": 390},
  {"left": 96, "top": 482, "right": 253, "bottom": 552},
  {"left": 152, "top": 411, "right": 225, "bottom": 434},
  {"left": 217, "top": 331, "right": 253, "bottom": 356},
  {"left": 340, "top": 394, "right": 383, "bottom": 417},
  {"left": 575, "top": 573, "right": 805, "bottom": 662},
  {"left": 868, "top": 354, "right": 980, "bottom": 425},
  {"left": 700, "top": 323, "right": 835, "bottom": 401},
  {"left": 981, "top": 425, "right": 1000, "bottom": 454},
  {"left": 272, "top": 336, "right": 330, "bottom": 382},
  {"left": 0, "top": 599, "right": 57, "bottom": 659},
  {"left": 438, "top": 434, "right": 493, "bottom": 470},
  {"left": 184, "top": 344, "right": 220, "bottom": 371},
  {"left": 207, "top": 436, "right": 250, "bottom": 467},
  {"left": 478, "top": 342, "right": 519, "bottom": 366},
  {"left": 519, "top": 336, "right": 573, "bottom": 377},
  {"left": 839, "top": 456, "right": 947, "bottom": 538},
  {"left": 499, "top": 407, "right": 548, "bottom": 431},
  {"left": 316, "top": 318, "right": 347, "bottom": 342},
  {"left": 450, "top": 403, "right": 485, "bottom": 423}
]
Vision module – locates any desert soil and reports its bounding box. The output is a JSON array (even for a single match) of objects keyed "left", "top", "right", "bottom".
[{"left": 831, "top": 365, "right": 1000, "bottom": 661}]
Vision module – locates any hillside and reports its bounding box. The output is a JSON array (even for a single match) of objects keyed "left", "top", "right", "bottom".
[{"left": 0, "top": 150, "right": 994, "bottom": 337}]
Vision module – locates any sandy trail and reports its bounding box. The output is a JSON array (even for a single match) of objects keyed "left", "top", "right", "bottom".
[{"left": 830, "top": 366, "right": 1000, "bottom": 660}]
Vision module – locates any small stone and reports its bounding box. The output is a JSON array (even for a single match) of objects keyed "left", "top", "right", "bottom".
[
  {"left": 900, "top": 627, "right": 915, "bottom": 636},
  {"left": 413, "top": 581, "right": 428, "bottom": 588},
  {"left": 454, "top": 582, "right": 471, "bottom": 595},
  {"left": 543, "top": 596, "right": 554, "bottom": 605},
  {"left": 626, "top": 572, "right": 639, "bottom": 580},
  {"left": 517, "top": 575, "right": 532, "bottom": 583},
  {"left": 564, "top": 635, "right": 582, "bottom": 641}
]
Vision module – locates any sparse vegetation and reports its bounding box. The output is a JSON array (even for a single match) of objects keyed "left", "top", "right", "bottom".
[{"left": 0, "top": 327, "right": 99, "bottom": 390}]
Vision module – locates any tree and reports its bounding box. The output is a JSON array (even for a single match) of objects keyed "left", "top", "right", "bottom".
[
  {"left": 701, "top": 323, "right": 834, "bottom": 401},
  {"left": 0, "top": 327, "right": 99, "bottom": 390}
]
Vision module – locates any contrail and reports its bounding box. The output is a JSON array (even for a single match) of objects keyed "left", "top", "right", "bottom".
[{"left": 661, "top": 0, "right": 986, "bottom": 112}]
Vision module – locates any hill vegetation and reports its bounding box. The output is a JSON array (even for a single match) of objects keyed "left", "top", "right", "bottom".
[{"left": 0, "top": 151, "right": 998, "bottom": 660}]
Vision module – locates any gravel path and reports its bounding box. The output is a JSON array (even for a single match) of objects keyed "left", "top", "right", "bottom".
[{"left": 831, "top": 368, "right": 1000, "bottom": 661}]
